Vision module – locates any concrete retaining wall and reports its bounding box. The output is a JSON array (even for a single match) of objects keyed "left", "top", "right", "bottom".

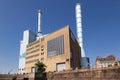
[
  {"left": 0, "top": 67, "right": 120, "bottom": 80},
  {"left": 0, "top": 74, "right": 28, "bottom": 80},
  {"left": 47, "top": 67, "right": 120, "bottom": 80}
]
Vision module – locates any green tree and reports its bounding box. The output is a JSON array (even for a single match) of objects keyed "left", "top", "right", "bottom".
[{"left": 35, "top": 61, "right": 47, "bottom": 73}]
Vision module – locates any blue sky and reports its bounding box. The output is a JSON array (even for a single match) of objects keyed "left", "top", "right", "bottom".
[{"left": 0, "top": 0, "right": 120, "bottom": 73}]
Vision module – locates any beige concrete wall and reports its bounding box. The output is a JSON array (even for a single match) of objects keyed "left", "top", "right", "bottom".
[
  {"left": 25, "top": 40, "right": 41, "bottom": 73},
  {"left": 44, "top": 26, "right": 71, "bottom": 72}
]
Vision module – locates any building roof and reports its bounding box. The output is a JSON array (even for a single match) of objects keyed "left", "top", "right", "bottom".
[{"left": 96, "top": 55, "right": 115, "bottom": 61}]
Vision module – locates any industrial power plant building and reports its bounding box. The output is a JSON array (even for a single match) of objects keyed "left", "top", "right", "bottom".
[
  {"left": 25, "top": 26, "right": 81, "bottom": 73},
  {"left": 18, "top": 3, "right": 89, "bottom": 74}
]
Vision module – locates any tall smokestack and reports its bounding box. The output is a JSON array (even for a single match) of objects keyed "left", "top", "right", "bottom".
[
  {"left": 76, "top": 3, "right": 85, "bottom": 57},
  {"left": 37, "top": 10, "right": 42, "bottom": 39},
  {"left": 76, "top": 3, "right": 89, "bottom": 69}
]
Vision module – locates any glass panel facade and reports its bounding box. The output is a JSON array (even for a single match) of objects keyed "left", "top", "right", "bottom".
[{"left": 47, "top": 35, "right": 64, "bottom": 57}]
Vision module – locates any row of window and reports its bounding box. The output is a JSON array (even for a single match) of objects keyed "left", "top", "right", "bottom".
[
  {"left": 26, "top": 54, "right": 39, "bottom": 59},
  {"left": 27, "top": 40, "right": 40, "bottom": 47},
  {"left": 26, "top": 57, "right": 44, "bottom": 64},
  {"left": 27, "top": 45, "right": 44, "bottom": 52},
  {"left": 26, "top": 47, "right": 34, "bottom": 51},
  {"left": 26, "top": 59, "right": 39, "bottom": 64},
  {"left": 27, "top": 45, "right": 40, "bottom": 51},
  {"left": 26, "top": 49, "right": 39, "bottom": 55}
]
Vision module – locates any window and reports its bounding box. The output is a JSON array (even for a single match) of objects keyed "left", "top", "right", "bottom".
[
  {"left": 56, "top": 62, "right": 65, "bottom": 72},
  {"left": 41, "top": 45, "right": 44, "bottom": 51},
  {"left": 41, "top": 52, "right": 44, "bottom": 55},
  {"left": 41, "top": 58, "right": 44, "bottom": 62},
  {"left": 30, "top": 49, "right": 39, "bottom": 53},
  {"left": 41, "top": 48, "right": 44, "bottom": 51},
  {"left": 47, "top": 35, "right": 64, "bottom": 57},
  {"left": 31, "top": 67, "right": 35, "bottom": 73}
]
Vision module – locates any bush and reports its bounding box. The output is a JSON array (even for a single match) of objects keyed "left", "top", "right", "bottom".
[{"left": 35, "top": 61, "right": 47, "bottom": 73}]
